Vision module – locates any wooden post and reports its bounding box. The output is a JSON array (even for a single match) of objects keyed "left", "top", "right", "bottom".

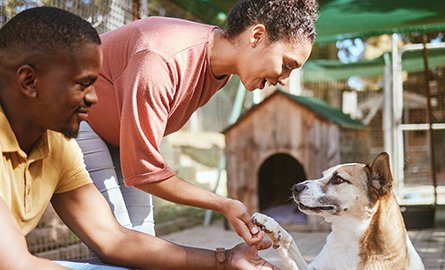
[
  {"left": 133, "top": 0, "right": 140, "bottom": 20},
  {"left": 421, "top": 34, "right": 438, "bottom": 207}
]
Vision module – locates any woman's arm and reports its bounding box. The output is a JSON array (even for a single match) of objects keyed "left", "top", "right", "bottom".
[
  {"left": 51, "top": 183, "right": 276, "bottom": 270},
  {"left": 135, "top": 175, "right": 264, "bottom": 246}
]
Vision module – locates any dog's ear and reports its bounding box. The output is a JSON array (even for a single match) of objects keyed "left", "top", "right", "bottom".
[{"left": 366, "top": 152, "right": 393, "bottom": 200}]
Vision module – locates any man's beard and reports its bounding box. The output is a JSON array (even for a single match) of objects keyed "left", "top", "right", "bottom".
[{"left": 61, "top": 125, "right": 79, "bottom": 139}]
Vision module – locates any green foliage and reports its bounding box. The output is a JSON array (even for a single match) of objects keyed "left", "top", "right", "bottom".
[
  {"left": 147, "top": 0, "right": 229, "bottom": 27},
  {"left": 1, "top": 0, "right": 37, "bottom": 23}
]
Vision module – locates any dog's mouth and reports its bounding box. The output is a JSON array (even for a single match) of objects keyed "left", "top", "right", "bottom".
[{"left": 297, "top": 203, "right": 335, "bottom": 213}]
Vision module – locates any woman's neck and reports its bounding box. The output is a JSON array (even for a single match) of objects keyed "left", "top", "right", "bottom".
[{"left": 208, "top": 30, "right": 239, "bottom": 78}]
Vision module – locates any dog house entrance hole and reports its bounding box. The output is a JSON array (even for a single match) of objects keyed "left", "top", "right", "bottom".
[{"left": 258, "top": 153, "right": 307, "bottom": 224}]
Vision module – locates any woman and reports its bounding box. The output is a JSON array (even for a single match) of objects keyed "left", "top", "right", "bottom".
[{"left": 77, "top": 0, "right": 317, "bottom": 249}]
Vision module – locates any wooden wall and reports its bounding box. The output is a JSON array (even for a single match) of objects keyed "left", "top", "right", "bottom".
[{"left": 225, "top": 94, "right": 343, "bottom": 213}]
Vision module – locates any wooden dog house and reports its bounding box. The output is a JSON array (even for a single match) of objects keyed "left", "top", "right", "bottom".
[{"left": 223, "top": 90, "right": 370, "bottom": 231}]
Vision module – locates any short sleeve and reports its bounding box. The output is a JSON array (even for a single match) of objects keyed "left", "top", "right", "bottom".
[{"left": 114, "top": 50, "right": 176, "bottom": 186}]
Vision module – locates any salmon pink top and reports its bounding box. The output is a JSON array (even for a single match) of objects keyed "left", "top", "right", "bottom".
[{"left": 87, "top": 16, "right": 230, "bottom": 186}]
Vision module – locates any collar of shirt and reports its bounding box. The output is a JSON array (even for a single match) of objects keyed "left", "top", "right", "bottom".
[{"left": 0, "top": 106, "right": 49, "bottom": 161}]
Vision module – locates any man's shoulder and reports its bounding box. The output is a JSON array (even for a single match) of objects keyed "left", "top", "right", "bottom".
[{"left": 46, "top": 131, "right": 81, "bottom": 155}]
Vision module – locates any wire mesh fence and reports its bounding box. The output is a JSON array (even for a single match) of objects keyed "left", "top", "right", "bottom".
[
  {"left": 302, "top": 56, "right": 445, "bottom": 189},
  {"left": 0, "top": 0, "right": 135, "bottom": 261},
  {"left": 0, "top": 0, "right": 133, "bottom": 33}
]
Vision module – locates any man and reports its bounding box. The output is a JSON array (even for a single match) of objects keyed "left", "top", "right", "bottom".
[{"left": 0, "top": 7, "right": 277, "bottom": 270}]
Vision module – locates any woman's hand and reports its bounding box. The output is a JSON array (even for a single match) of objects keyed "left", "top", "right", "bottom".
[
  {"left": 227, "top": 242, "right": 280, "bottom": 270},
  {"left": 222, "top": 198, "right": 265, "bottom": 246}
]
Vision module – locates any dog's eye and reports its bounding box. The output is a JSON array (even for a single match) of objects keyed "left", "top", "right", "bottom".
[{"left": 331, "top": 176, "right": 348, "bottom": 185}]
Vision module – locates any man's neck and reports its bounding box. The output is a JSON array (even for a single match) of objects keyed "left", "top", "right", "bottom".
[{"left": 1, "top": 101, "right": 43, "bottom": 155}]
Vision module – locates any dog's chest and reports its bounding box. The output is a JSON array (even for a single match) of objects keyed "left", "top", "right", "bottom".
[{"left": 311, "top": 233, "right": 361, "bottom": 269}]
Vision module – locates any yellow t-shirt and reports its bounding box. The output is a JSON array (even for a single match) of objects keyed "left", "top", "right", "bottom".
[{"left": 0, "top": 107, "right": 92, "bottom": 235}]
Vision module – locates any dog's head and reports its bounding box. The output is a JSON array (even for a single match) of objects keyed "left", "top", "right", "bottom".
[{"left": 292, "top": 152, "right": 393, "bottom": 220}]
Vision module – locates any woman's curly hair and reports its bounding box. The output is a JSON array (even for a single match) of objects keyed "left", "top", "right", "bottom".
[{"left": 224, "top": 0, "right": 318, "bottom": 44}]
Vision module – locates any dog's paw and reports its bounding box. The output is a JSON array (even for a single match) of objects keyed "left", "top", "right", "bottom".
[
  {"left": 251, "top": 213, "right": 283, "bottom": 248},
  {"left": 252, "top": 213, "right": 278, "bottom": 233}
]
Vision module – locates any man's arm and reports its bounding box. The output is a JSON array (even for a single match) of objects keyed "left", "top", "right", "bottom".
[
  {"left": 51, "top": 183, "right": 220, "bottom": 270},
  {"left": 135, "top": 175, "right": 264, "bottom": 246},
  {"left": 0, "top": 199, "right": 68, "bottom": 270}
]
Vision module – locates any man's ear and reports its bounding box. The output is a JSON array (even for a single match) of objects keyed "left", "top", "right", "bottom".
[
  {"left": 249, "top": 24, "right": 267, "bottom": 48},
  {"left": 16, "top": 65, "right": 38, "bottom": 98},
  {"left": 366, "top": 152, "right": 393, "bottom": 201}
]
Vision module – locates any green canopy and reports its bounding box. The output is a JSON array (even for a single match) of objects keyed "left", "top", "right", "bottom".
[
  {"left": 303, "top": 47, "right": 445, "bottom": 82},
  {"left": 167, "top": 0, "right": 445, "bottom": 43},
  {"left": 165, "top": 0, "right": 445, "bottom": 81},
  {"left": 303, "top": 56, "right": 386, "bottom": 82},
  {"left": 316, "top": 0, "right": 445, "bottom": 43}
]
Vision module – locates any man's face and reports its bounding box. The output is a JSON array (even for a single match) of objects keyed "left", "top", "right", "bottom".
[{"left": 34, "top": 43, "right": 102, "bottom": 138}]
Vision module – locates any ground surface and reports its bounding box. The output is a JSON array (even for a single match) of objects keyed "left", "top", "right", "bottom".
[{"left": 161, "top": 220, "right": 445, "bottom": 269}]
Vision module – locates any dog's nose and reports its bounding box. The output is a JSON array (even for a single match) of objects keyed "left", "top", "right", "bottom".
[{"left": 292, "top": 183, "right": 307, "bottom": 194}]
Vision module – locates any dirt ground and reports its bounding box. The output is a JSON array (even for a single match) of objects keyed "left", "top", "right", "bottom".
[{"left": 161, "top": 219, "right": 445, "bottom": 269}]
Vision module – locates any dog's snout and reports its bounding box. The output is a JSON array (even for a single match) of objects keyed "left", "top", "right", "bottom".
[{"left": 292, "top": 183, "right": 307, "bottom": 194}]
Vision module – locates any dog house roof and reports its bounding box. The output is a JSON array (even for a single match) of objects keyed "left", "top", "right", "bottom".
[{"left": 223, "top": 90, "right": 367, "bottom": 133}]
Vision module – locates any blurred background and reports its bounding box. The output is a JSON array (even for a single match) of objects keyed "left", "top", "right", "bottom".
[{"left": 1, "top": 0, "right": 445, "bottom": 261}]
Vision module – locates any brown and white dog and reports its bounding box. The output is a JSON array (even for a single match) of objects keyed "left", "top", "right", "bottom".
[{"left": 252, "top": 152, "right": 424, "bottom": 270}]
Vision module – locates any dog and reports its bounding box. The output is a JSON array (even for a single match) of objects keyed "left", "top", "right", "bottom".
[{"left": 252, "top": 152, "right": 424, "bottom": 270}]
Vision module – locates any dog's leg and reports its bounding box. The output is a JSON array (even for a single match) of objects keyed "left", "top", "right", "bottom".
[{"left": 252, "top": 213, "right": 310, "bottom": 270}]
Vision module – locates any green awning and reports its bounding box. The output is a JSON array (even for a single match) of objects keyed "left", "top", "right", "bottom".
[
  {"left": 303, "top": 47, "right": 445, "bottom": 82},
  {"left": 166, "top": 0, "right": 445, "bottom": 43},
  {"left": 303, "top": 56, "right": 386, "bottom": 82},
  {"left": 316, "top": 0, "right": 445, "bottom": 43},
  {"left": 402, "top": 47, "right": 445, "bottom": 73}
]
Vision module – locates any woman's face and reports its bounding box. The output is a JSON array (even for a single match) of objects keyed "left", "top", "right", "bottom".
[{"left": 237, "top": 27, "right": 313, "bottom": 91}]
